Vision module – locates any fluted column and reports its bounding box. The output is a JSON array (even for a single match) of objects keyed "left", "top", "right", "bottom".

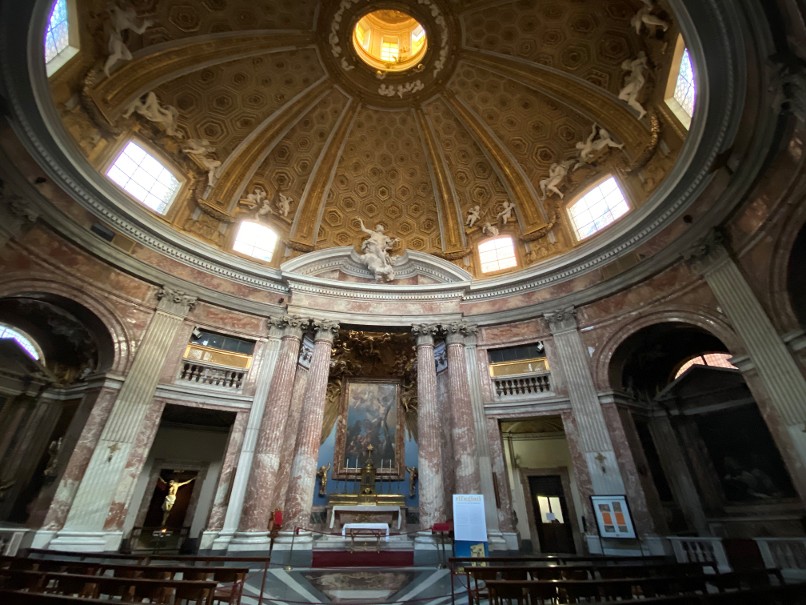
[
  {"left": 413, "top": 323, "right": 447, "bottom": 530},
  {"left": 685, "top": 230, "right": 806, "bottom": 500},
  {"left": 212, "top": 324, "right": 285, "bottom": 550},
  {"left": 238, "top": 315, "right": 307, "bottom": 534},
  {"left": 546, "top": 308, "right": 626, "bottom": 496},
  {"left": 52, "top": 287, "right": 196, "bottom": 549},
  {"left": 284, "top": 320, "right": 339, "bottom": 533},
  {"left": 445, "top": 322, "right": 482, "bottom": 495}
]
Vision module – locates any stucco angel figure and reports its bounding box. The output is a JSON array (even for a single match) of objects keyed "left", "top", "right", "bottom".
[
  {"left": 123, "top": 92, "right": 181, "bottom": 138},
  {"left": 465, "top": 204, "right": 481, "bottom": 228},
  {"left": 482, "top": 222, "right": 499, "bottom": 237},
  {"left": 197, "top": 156, "right": 221, "bottom": 187},
  {"left": 159, "top": 476, "right": 195, "bottom": 526},
  {"left": 619, "top": 52, "right": 649, "bottom": 119},
  {"left": 631, "top": 0, "right": 670, "bottom": 36},
  {"left": 317, "top": 463, "right": 331, "bottom": 496},
  {"left": 103, "top": 2, "right": 154, "bottom": 77},
  {"left": 539, "top": 160, "right": 574, "bottom": 199},
  {"left": 182, "top": 138, "right": 214, "bottom": 156},
  {"left": 575, "top": 125, "right": 624, "bottom": 168},
  {"left": 276, "top": 193, "right": 293, "bottom": 217},
  {"left": 239, "top": 186, "right": 269, "bottom": 217},
  {"left": 357, "top": 219, "right": 399, "bottom": 281},
  {"left": 496, "top": 200, "right": 516, "bottom": 225}
]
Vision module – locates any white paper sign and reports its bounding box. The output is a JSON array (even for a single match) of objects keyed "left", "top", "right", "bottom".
[{"left": 452, "top": 494, "right": 487, "bottom": 542}]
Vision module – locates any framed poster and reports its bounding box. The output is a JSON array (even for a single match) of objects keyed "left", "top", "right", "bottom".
[
  {"left": 335, "top": 379, "right": 402, "bottom": 477},
  {"left": 590, "top": 495, "right": 636, "bottom": 539}
]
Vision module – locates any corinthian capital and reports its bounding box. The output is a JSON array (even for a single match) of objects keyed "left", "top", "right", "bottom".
[
  {"left": 682, "top": 227, "right": 730, "bottom": 273},
  {"left": 412, "top": 323, "right": 440, "bottom": 345},
  {"left": 313, "top": 319, "right": 340, "bottom": 342},
  {"left": 545, "top": 306, "right": 577, "bottom": 332},
  {"left": 156, "top": 286, "right": 197, "bottom": 317},
  {"left": 444, "top": 321, "right": 479, "bottom": 344}
]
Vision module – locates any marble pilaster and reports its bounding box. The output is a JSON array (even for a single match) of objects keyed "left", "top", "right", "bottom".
[
  {"left": 445, "top": 322, "right": 482, "bottom": 495},
  {"left": 284, "top": 320, "right": 339, "bottom": 532},
  {"left": 51, "top": 287, "right": 196, "bottom": 550},
  {"left": 685, "top": 231, "right": 806, "bottom": 501},
  {"left": 486, "top": 416, "right": 516, "bottom": 534},
  {"left": 0, "top": 188, "right": 39, "bottom": 248},
  {"left": 413, "top": 323, "right": 447, "bottom": 530},
  {"left": 209, "top": 329, "right": 283, "bottom": 550},
  {"left": 545, "top": 308, "right": 626, "bottom": 496},
  {"left": 238, "top": 315, "right": 307, "bottom": 534},
  {"left": 206, "top": 410, "right": 249, "bottom": 531},
  {"left": 647, "top": 414, "right": 709, "bottom": 533}
]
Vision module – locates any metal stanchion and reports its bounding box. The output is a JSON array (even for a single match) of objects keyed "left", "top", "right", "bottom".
[{"left": 284, "top": 527, "right": 298, "bottom": 571}]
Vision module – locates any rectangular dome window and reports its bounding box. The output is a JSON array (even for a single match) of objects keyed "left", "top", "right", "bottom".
[
  {"left": 568, "top": 176, "right": 629, "bottom": 240},
  {"left": 479, "top": 236, "right": 517, "bottom": 273},
  {"left": 106, "top": 141, "right": 181, "bottom": 215},
  {"left": 45, "top": 0, "right": 79, "bottom": 76},
  {"left": 233, "top": 221, "right": 278, "bottom": 262}
]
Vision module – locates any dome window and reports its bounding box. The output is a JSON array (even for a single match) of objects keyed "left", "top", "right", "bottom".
[
  {"left": 106, "top": 141, "right": 182, "bottom": 215},
  {"left": 352, "top": 10, "right": 427, "bottom": 73},
  {"left": 568, "top": 176, "right": 630, "bottom": 240},
  {"left": 45, "top": 0, "right": 79, "bottom": 76},
  {"left": 479, "top": 236, "right": 517, "bottom": 274},
  {"left": 674, "top": 353, "right": 737, "bottom": 379},
  {"left": 0, "top": 324, "right": 42, "bottom": 361},
  {"left": 233, "top": 221, "right": 278, "bottom": 263},
  {"left": 665, "top": 36, "right": 697, "bottom": 129}
]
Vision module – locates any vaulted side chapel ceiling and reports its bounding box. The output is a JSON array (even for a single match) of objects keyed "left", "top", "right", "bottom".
[{"left": 49, "top": 0, "right": 685, "bottom": 278}]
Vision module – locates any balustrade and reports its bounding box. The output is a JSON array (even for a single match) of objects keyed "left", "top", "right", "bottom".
[
  {"left": 492, "top": 372, "right": 551, "bottom": 399},
  {"left": 178, "top": 361, "right": 245, "bottom": 390},
  {"left": 668, "top": 536, "right": 731, "bottom": 572}
]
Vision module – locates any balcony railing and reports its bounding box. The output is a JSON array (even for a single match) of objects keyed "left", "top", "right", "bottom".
[
  {"left": 178, "top": 361, "right": 245, "bottom": 390},
  {"left": 492, "top": 371, "right": 551, "bottom": 399}
]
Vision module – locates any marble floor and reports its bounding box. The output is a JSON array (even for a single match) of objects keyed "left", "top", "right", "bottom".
[{"left": 240, "top": 565, "right": 466, "bottom": 605}]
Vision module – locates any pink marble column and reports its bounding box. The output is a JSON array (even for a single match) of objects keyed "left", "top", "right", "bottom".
[
  {"left": 486, "top": 416, "right": 515, "bottom": 532},
  {"left": 238, "top": 315, "right": 307, "bottom": 532},
  {"left": 284, "top": 320, "right": 339, "bottom": 531},
  {"left": 206, "top": 411, "right": 249, "bottom": 531},
  {"left": 413, "top": 323, "right": 447, "bottom": 529},
  {"left": 445, "top": 322, "right": 481, "bottom": 494},
  {"left": 275, "top": 366, "right": 310, "bottom": 509}
]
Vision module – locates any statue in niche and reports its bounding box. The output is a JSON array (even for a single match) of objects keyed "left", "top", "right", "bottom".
[
  {"left": 539, "top": 160, "right": 574, "bottom": 199},
  {"left": 43, "top": 437, "right": 63, "bottom": 479},
  {"left": 357, "top": 219, "right": 399, "bottom": 281},
  {"left": 496, "top": 199, "right": 516, "bottom": 225},
  {"left": 631, "top": 0, "right": 670, "bottom": 36},
  {"left": 619, "top": 52, "right": 650, "bottom": 119},
  {"left": 482, "top": 222, "right": 499, "bottom": 237},
  {"left": 465, "top": 204, "right": 481, "bottom": 228},
  {"left": 158, "top": 475, "right": 195, "bottom": 527},
  {"left": 575, "top": 125, "right": 624, "bottom": 169},
  {"left": 317, "top": 463, "right": 331, "bottom": 496},
  {"left": 103, "top": 1, "right": 153, "bottom": 77},
  {"left": 123, "top": 92, "right": 181, "bottom": 138}
]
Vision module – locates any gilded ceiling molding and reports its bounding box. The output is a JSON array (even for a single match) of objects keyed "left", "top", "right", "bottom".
[
  {"left": 463, "top": 50, "right": 647, "bottom": 152},
  {"left": 441, "top": 90, "right": 548, "bottom": 237},
  {"left": 206, "top": 79, "right": 332, "bottom": 210},
  {"left": 414, "top": 107, "right": 465, "bottom": 255},
  {"left": 87, "top": 32, "right": 317, "bottom": 122},
  {"left": 288, "top": 98, "right": 359, "bottom": 249}
]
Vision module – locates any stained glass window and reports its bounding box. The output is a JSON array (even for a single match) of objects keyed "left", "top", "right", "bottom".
[
  {"left": 106, "top": 141, "right": 181, "bottom": 215},
  {"left": 233, "top": 221, "right": 278, "bottom": 262},
  {"left": 568, "top": 177, "right": 630, "bottom": 240}
]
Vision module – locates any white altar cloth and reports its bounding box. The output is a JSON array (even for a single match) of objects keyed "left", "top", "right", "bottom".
[
  {"left": 329, "top": 505, "right": 404, "bottom": 530},
  {"left": 342, "top": 522, "right": 390, "bottom": 541}
]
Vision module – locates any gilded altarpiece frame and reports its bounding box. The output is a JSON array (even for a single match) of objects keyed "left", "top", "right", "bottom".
[{"left": 335, "top": 379, "right": 403, "bottom": 479}]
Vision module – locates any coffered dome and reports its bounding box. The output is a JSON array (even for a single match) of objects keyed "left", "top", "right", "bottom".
[{"left": 3, "top": 0, "right": 750, "bottom": 292}]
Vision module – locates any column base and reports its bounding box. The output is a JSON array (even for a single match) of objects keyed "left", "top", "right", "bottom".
[
  {"left": 487, "top": 530, "right": 520, "bottom": 551},
  {"left": 49, "top": 530, "right": 123, "bottom": 552},
  {"left": 227, "top": 531, "right": 271, "bottom": 552},
  {"left": 271, "top": 529, "right": 313, "bottom": 549},
  {"left": 201, "top": 529, "right": 229, "bottom": 552}
]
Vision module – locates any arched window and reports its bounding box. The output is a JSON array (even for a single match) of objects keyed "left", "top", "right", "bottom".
[
  {"left": 567, "top": 176, "right": 630, "bottom": 240},
  {"left": 0, "top": 324, "right": 42, "bottom": 361},
  {"left": 106, "top": 140, "right": 182, "bottom": 215},
  {"left": 664, "top": 36, "right": 697, "bottom": 129},
  {"left": 478, "top": 236, "right": 517, "bottom": 273},
  {"left": 233, "top": 221, "right": 278, "bottom": 262},
  {"left": 45, "top": 0, "right": 79, "bottom": 76},
  {"left": 674, "top": 353, "right": 737, "bottom": 379}
]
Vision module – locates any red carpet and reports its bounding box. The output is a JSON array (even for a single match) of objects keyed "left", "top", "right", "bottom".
[{"left": 311, "top": 549, "right": 414, "bottom": 568}]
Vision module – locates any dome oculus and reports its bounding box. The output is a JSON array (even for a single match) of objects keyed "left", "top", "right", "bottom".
[{"left": 352, "top": 10, "right": 427, "bottom": 72}]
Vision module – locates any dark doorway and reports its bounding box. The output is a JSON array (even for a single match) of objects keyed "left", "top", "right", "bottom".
[{"left": 528, "top": 475, "right": 575, "bottom": 554}]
